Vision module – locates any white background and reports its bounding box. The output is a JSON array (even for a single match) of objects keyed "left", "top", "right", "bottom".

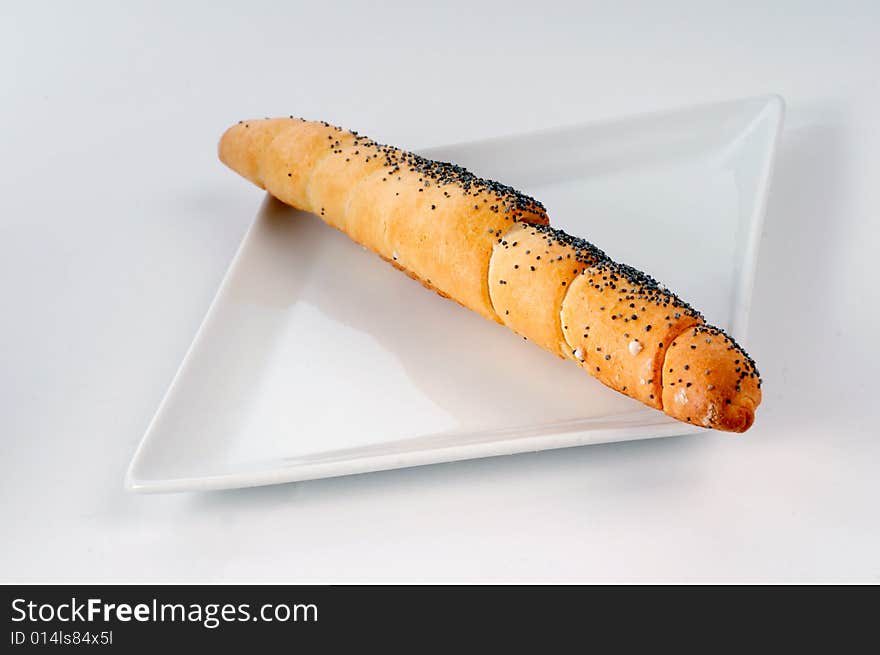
[{"left": 2, "top": 0, "right": 878, "bottom": 582}]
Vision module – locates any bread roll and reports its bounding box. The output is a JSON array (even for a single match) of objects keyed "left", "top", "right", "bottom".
[{"left": 219, "top": 118, "right": 762, "bottom": 432}]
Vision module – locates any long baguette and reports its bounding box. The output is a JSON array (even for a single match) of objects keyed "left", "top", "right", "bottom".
[{"left": 219, "top": 118, "right": 761, "bottom": 432}]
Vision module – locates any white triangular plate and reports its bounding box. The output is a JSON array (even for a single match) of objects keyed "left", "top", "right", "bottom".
[{"left": 128, "top": 95, "right": 784, "bottom": 492}]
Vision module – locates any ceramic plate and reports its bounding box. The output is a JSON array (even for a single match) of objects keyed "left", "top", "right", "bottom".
[{"left": 127, "top": 95, "right": 784, "bottom": 492}]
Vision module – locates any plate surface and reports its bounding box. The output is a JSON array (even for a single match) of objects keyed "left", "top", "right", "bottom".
[{"left": 127, "top": 95, "right": 783, "bottom": 492}]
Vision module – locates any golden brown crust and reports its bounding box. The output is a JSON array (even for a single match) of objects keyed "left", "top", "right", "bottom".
[
  {"left": 561, "top": 266, "right": 702, "bottom": 409},
  {"left": 219, "top": 118, "right": 548, "bottom": 322},
  {"left": 306, "top": 137, "right": 387, "bottom": 232},
  {"left": 261, "top": 121, "right": 349, "bottom": 211},
  {"left": 661, "top": 326, "right": 761, "bottom": 432},
  {"left": 379, "top": 166, "right": 516, "bottom": 321},
  {"left": 218, "top": 118, "right": 762, "bottom": 432},
  {"left": 489, "top": 222, "right": 585, "bottom": 356},
  {"left": 218, "top": 118, "right": 296, "bottom": 189}
]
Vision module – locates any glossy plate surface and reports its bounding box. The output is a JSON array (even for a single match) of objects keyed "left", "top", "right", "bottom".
[{"left": 127, "top": 95, "right": 784, "bottom": 492}]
